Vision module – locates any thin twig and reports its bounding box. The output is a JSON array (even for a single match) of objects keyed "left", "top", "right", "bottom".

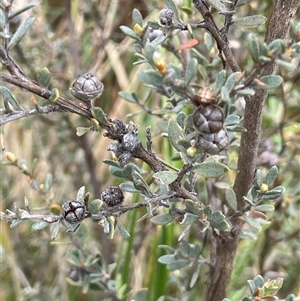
[
  {"left": 192, "top": 0, "right": 241, "bottom": 72},
  {"left": 0, "top": 105, "right": 65, "bottom": 125},
  {"left": 1, "top": 209, "right": 61, "bottom": 223}
]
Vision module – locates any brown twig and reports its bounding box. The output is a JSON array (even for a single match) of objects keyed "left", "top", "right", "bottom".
[{"left": 192, "top": 0, "right": 241, "bottom": 72}]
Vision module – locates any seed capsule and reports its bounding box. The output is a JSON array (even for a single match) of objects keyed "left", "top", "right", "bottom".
[
  {"left": 194, "top": 87, "right": 216, "bottom": 105},
  {"left": 101, "top": 186, "right": 124, "bottom": 207},
  {"left": 62, "top": 200, "right": 86, "bottom": 224},
  {"left": 196, "top": 127, "right": 229, "bottom": 154},
  {"left": 159, "top": 8, "right": 174, "bottom": 26},
  {"left": 70, "top": 73, "right": 104, "bottom": 102},
  {"left": 193, "top": 104, "right": 224, "bottom": 134}
]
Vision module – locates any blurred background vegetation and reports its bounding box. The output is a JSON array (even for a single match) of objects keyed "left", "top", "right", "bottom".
[{"left": 0, "top": 0, "right": 299, "bottom": 300}]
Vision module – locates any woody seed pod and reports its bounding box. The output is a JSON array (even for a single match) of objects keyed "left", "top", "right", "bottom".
[
  {"left": 196, "top": 127, "right": 229, "bottom": 154},
  {"left": 62, "top": 200, "right": 86, "bottom": 224},
  {"left": 101, "top": 186, "right": 124, "bottom": 207},
  {"left": 70, "top": 73, "right": 104, "bottom": 102},
  {"left": 193, "top": 104, "right": 224, "bottom": 134},
  {"left": 159, "top": 8, "right": 174, "bottom": 26}
]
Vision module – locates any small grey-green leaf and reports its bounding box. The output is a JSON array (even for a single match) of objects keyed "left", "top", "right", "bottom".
[
  {"left": 225, "top": 114, "right": 240, "bottom": 126},
  {"left": 234, "top": 15, "right": 267, "bottom": 28},
  {"left": 207, "top": 211, "right": 230, "bottom": 231},
  {"left": 118, "top": 91, "right": 138, "bottom": 103},
  {"left": 10, "top": 220, "right": 23, "bottom": 228},
  {"left": 167, "top": 259, "right": 189, "bottom": 271},
  {"left": 138, "top": 70, "right": 163, "bottom": 86},
  {"left": 132, "top": 8, "right": 143, "bottom": 26},
  {"left": 253, "top": 275, "right": 265, "bottom": 288},
  {"left": 151, "top": 212, "right": 176, "bottom": 225},
  {"left": 185, "top": 199, "right": 203, "bottom": 216},
  {"left": 206, "top": 0, "right": 226, "bottom": 11},
  {"left": 49, "top": 88, "right": 59, "bottom": 102},
  {"left": 51, "top": 220, "right": 60, "bottom": 240},
  {"left": 150, "top": 34, "right": 168, "bottom": 46},
  {"left": 147, "top": 21, "right": 162, "bottom": 30},
  {"left": 244, "top": 215, "right": 262, "bottom": 230},
  {"left": 236, "top": 88, "right": 255, "bottom": 96},
  {"left": 30, "top": 180, "right": 40, "bottom": 192},
  {"left": 180, "top": 213, "right": 199, "bottom": 225},
  {"left": 9, "top": 4, "right": 36, "bottom": 20},
  {"left": 158, "top": 254, "right": 175, "bottom": 264},
  {"left": 123, "top": 163, "right": 141, "bottom": 181},
  {"left": 225, "top": 188, "right": 237, "bottom": 211},
  {"left": 164, "top": 0, "right": 179, "bottom": 21},
  {"left": 119, "top": 25, "right": 141, "bottom": 41},
  {"left": 275, "top": 59, "right": 295, "bottom": 71},
  {"left": 262, "top": 186, "right": 285, "bottom": 199},
  {"left": 247, "top": 280, "right": 257, "bottom": 296},
  {"left": 257, "top": 75, "right": 283, "bottom": 89},
  {"left": 31, "top": 221, "right": 49, "bottom": 231},
  {"left": 153, "top": 171, "right": 178, "bottom": 185},
  {"left": 8, "top": 16, "right": 35, "bottom": 50},
  {"left": 254, "top": 205, "right": 274, "bottom": 212},
  {"left": 109, "top": 166, "right": 125, "bottom": 179},
  {"left": 168, "top": 119, "right": 186, "bottom": 152},
  {"left": 185, "top": 58, "right": 198, "bottom": 85},
  {"left": 158, "top": 245, "right": 175, "bottom": 253},
  {"left": 285, "top": 294, "right": 295, "bottom": 301},
  {"left": 90, "top": 199, "right": 103, "bottom": 214},
  {"left": 190, "top": 265, "right": 201, "bottom": 288},
  {"left": 0, "top": 86, "right": 23, "bottom": 111},
  {"left": 225, "top": 72, "right": 242, "bottom": 93},
  {"left": 258, "top": 55, "right": 272, "bottom": 63},
  {"left": 176, "top": 112, "right": 186, "bottom": 128},
  {"left": 76, "top": 127, "right": 90, "bottom": 137},
  {"left": 76, "top": 186, "right": 86, "bottom": 202},
  {"left": 226, "top": 125, "right": 247, "bottom": 132},
  {"left": 255, "top": 169, "right": 264, "bottom": 187},
  {"left": 192, "top": 162, "right": 229, "bottom": 178},
  {"left": 248, "top": 33, "right": 260, "bottom": 62},
  {"left": 119, "top": 182, "right": 140, "bottom": 193},
  {"left": 214, "top": 70, "right": 226, "bottom": 95},
  {"left": 45, "top": 173, "right": 53, "bottom": 194},
  {"left": 266, "top": 165, "right": 278, "bottom": 186},
  {"left": 236, "top": 0, "right": 253, "bottom": 7},
  {"left": 116, "top": 221, "right": 130, "bottom": 238},
  {"left": 102, "top": 159, "right": 120, "bottom": 167},
  {"left": 221, "top": 86, "right": 230, "bottom": 102},
  {"left": 36, "top": 67, "right": 51, "bottom": 88},
  {"left": 91, "top": 107, "right": 109, "bottom": 125}
]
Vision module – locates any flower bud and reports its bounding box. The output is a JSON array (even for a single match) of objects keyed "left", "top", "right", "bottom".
[
  {"left": 153, "top": 52, "right": 168, "bottom": 74},
  {"left": 260, "top": 183, "right": 269, "bottom": 193},
  {"left": 186, "top": 146, "right": 198, "bottom": 158},
  {"left": 6, "top": 152, "right": 17, "bottom": 163},
  {"left": 133, "top": 23, "right": 143, "bottom": 35}
]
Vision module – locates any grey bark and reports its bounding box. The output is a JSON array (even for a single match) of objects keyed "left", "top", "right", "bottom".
[{"left": 208, "top": 1, "right": 300, "bottom": 301}]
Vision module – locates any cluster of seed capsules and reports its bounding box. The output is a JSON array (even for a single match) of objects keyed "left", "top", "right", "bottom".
[
  {"left": 62, "top": 187, "right": 124, "bottom": 224},
  {"left": 192, "top": 87, "right": 229, "bottom": 154}
]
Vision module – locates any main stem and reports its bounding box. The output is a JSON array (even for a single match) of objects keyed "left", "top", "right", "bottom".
[{"left": 205, "top": 1, "right": 300, "bottom": 300}]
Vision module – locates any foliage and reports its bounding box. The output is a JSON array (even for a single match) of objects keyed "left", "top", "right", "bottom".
[{"left": 0, "top": 0, "right": 299, "bottom": 301}]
